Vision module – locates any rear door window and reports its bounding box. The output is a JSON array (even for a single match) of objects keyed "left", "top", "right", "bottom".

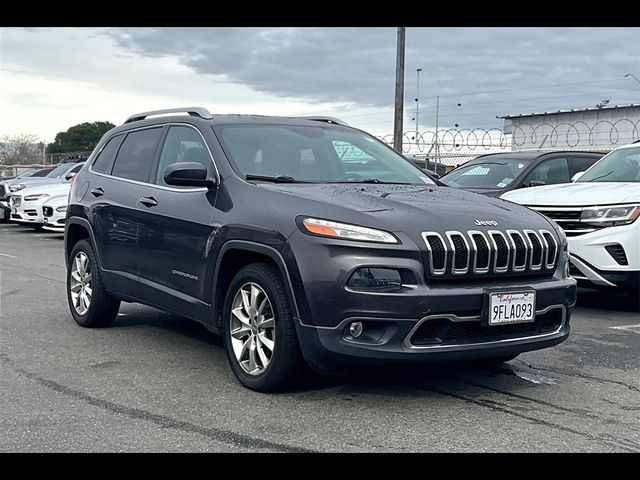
[
  {"left": 111, "top": 128, "right": 163, "bottom": 182},
  {"left": 92, "top": 135, "right": 123, "bottom": 174}
]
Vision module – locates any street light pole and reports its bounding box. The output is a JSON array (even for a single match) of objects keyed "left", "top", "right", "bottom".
[
  {"left": 624, "top": 73, "right": 640, "bottom": 85},
  {"left": 415, "top": 68, "right": 422, "bottom": 139},
  {"left": 393, "top": 27, "right": 406, "bottom": 152}
]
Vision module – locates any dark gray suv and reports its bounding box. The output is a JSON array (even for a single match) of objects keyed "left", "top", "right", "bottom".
[{"left": 65, "top": 107, "right": 577, "bottom": 391}]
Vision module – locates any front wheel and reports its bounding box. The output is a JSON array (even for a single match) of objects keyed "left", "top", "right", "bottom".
[
  {"left": 223, "top": 263, "right": 305, "bottom": 392},
  {"left": 67, "top": 239, "right": 120, "bottom": 327}
]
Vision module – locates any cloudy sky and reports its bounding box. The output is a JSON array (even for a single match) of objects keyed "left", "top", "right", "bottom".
[{"left": 1, "top": 27, "right": 639, "bottom": 142}]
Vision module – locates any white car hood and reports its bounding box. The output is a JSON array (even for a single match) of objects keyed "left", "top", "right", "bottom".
[
  {"left": 501, "top": 182, "right": 640, "bottom": 206},
  {"left": 15, "top": 182, "right": 70, "bottom": 198}
]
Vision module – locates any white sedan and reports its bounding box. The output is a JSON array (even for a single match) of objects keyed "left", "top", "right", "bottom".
[
  {"left": 502, "top": 142, "right": 640, "bottom": 293},
  {"left": 42, "top": 194, "right": 68, "bottom": 232},
  {"left": 9, "top": 183, "right": 70, "bottom": 230}
]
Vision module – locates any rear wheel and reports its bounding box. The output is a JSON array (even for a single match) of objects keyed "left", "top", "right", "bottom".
[
  {"left": 67, "top": 239, "right": 120, "bottom": 328},
  {"left": 223, "top": 263, "right": 304, "bottom": 392}
]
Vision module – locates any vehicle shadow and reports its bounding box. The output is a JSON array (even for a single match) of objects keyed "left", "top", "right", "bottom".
[
  {"left": 112, "top": 307, "right": 542, "bottom": 395},
  {"left": 576, "top": 287, "right": 640, "bottom": 312}
]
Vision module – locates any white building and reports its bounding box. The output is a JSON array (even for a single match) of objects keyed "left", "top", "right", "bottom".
[{"left": 499, "top": 104, "right": 640, "bottom": 152}]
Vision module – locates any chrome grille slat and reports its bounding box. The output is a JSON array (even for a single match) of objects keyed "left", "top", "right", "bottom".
[{"left": 422, "top": 228, "right": 557, "bottom": 277}]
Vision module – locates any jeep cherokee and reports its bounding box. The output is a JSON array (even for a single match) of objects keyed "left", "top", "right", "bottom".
[{"left": 64, "top": 107, "right": 577, "bottom": 391}]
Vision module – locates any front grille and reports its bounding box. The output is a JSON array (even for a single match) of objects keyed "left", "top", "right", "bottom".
[
  {"left": 0, "top": 184, "right": 5, "bottom": 199},
  {"left": 11, "top": 197, "right": 21, "bottom": 207},
  {"left": 605, "top": 244, "right": 628, "bottom": 266},
  {"left": 528, "top": 206, "right": 603, "bottom": 237},
  {"left": 422, "top": 228, "right": 558, "bottom": 279},
  {"left": 410, "top": 309, "right": 564, "bottom": 347},
  {"left": 43, "top": 206, "right": 53, "bottom": 217}
]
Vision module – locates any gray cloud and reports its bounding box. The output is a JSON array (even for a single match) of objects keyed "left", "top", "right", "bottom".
[{"left": 105, "top": 27, "right": 640, "bottom": 128}]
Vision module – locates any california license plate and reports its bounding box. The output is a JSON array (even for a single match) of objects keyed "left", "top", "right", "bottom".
[{"left": 487, "top": 291, "right": 536, "bottom": 325}]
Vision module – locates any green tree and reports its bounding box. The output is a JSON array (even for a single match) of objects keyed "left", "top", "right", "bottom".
[{"left": 46, "top": 121, "right": 115, "bottom": 153}]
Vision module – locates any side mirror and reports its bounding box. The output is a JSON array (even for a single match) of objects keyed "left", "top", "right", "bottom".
[
  {"left": 528, "top": 180, "right": 546, "bottom": 187},
  {"left": 164, "top": 162, "right": 216, "bottom": 188},
  {"left": 571, "top": 171, "right": 585, "bottom": 182},
  {"left": 65, "top": 172, "right": 77, "bottom": 181}
]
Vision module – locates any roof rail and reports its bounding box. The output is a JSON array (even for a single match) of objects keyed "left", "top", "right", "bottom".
[
  {"left": 297, "top": 116, "right": 350, "bottom": 127},
  {"left": 124, "top": 107, "right": 213, "bottom": 124}
]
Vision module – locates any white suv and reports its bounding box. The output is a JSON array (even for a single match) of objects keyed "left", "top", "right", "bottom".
[{"left": 502, "top": 142, "right": 640, "bottom": 292}]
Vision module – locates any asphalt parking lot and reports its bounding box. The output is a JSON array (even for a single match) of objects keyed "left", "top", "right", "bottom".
[{"left": 1, "top": 221, "right": 639, "bottom": 452}]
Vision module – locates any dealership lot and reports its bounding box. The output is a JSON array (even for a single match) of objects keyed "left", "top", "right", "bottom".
[{"left": 0, "top": 221, "right": 638, "bottom": 452}]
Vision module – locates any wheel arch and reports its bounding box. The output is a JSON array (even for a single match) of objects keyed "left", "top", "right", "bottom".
[
  {"left": 211, "top": 240, "right": 301, "bottom": 330},
  {"left": 65, "top": 217, "right": 102, "bottom": 269}
]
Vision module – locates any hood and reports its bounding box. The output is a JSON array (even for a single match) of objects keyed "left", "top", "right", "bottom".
[
  {"left": 501, "top": 182, "right": 640, "bottom": 206},
  {"left": 8, "top": 177, "right": 66, "bottom": 188},
  {"left": 258, "top": 183, "right": 555, "bottom": 238},
  {"left": 15, "top": 182, "right": 70, "bottom": 198},
  {"left": 42, "top": 194, "right": 69, "bottom": 207}
]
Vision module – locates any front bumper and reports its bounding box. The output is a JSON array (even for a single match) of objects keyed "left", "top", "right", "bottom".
[
  {"left": 567, "top": 222, "right": 639, "bottom": 288},
  {"left": 9, "top": 199, "right": 45, "bottom": 225},
  {"left": 285, "top": 230, "right": 576, "bottom": 373}
]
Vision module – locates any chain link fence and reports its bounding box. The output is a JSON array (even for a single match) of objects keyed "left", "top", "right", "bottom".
[{"left": 0, "top": 151, "right": 92, "bottom": 179}]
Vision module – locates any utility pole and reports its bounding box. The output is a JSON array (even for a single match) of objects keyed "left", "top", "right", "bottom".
[
  {"left": 415, "top": 68, "right": 422, "bottom": 138},
  {"left": 434, "top": 95, "right": 440, "bottom": 164},
  {"left": 393, "top": 27, "right": 406, "bottom": 152}
]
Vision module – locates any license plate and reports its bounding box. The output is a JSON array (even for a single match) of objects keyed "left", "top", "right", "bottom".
[{"left": 487, "top": 291, "right": 536, "bottom": 325}]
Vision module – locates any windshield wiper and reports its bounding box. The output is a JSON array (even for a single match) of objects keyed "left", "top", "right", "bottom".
[
  {"left": 245, "top": 174, "right": 301, "bottom": 183},
  {"left": 338, "top": 178, "right": 412, "bottom": 185},
  {"left": 585, "top": 170, "right": 613, "bottom": 182}
]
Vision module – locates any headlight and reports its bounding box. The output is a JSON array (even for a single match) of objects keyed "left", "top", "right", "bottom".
[
  {"left": 24, "top": 193, "right": 49, "bottom": 201},
  {"left": 55, "top": 205, "right": 68, "bottom": 212},
  {"left": 580, "top": 204, "right": 640, "bottom": 227},
  {"left": 9, "top": 184, "right": 26, "bottom": 192},
  {"left": 301, "top": 217, "right": 399, "bottom": 244}
]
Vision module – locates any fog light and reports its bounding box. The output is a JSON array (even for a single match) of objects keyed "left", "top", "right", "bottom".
[
  {"left": 349, "top": 321, "right": 364, "bottom": 338},
  {"left": 346, "top": 268, "right": 402, "bottom": 292}
]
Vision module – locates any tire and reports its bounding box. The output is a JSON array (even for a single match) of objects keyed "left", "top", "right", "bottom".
[
  {"left": 223, "top": 263, "right": 305, "bottom": 392},
  {"left": 66, "top": 239, "right": 120, "bottom": 328}
]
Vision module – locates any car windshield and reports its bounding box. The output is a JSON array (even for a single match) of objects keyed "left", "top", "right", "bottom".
[
  {"left": 215, "top": 125, "right": 435, "bottom": 185},
  {"left": 440, "top": 159, "right": 530, "bottom": 189},
  {"left": 577, "top": 146, "right": 640, "bottom": 183},
  {"left": 45, "top": 163, "right": 72, "bottom": 178}
]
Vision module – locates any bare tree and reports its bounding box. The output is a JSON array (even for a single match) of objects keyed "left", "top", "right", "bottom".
[{"left": 0, "top": 133, "right": 45, "bottom": 166}]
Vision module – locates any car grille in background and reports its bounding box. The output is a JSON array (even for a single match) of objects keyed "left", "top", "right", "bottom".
[
  {"left": 410, "top": 308, "right": 564, "bottom": 347},
  {"left": 43, "top": 206, "right": 53, "bottom": 217},
  {"left": 11, "top": 197, "right": 21, "bottom": 207},
  {"left": 0, "top": 184, "right": 5, "bottom": 199},
  {"left": 605, "top": 244, "right": 629, "bottom": 266},
  {"left": 527, "top": 206, "right": 603, "bottom": 237},
  {"left": 422, "top": 229, "right": 557, "bottom": 278}
]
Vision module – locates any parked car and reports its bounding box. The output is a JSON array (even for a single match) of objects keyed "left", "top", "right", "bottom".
[
  {"left": 42, "top": 194, "right": 69, "bottom": 232},
  {"left": 4, "top": 161, "right": 84, "bottom": 195},
  {"left": 440, "top": 151, "right": 604, "bottom": 197},
  {"left": 65, "top": 107, "right": 576, "bottom": 392},
  {"left": 9, "top": 182, "right": 71, "bottom": 230},
  {"left": 0, "top": 167, "right": 56, "bottom": 221},
  {"left": 502, "top": 142, "right": 639, "bottom": 293}
]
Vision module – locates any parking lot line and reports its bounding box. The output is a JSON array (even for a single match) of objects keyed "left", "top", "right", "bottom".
[{"left": 610, "top": 324, "right": 640, "bottom": 333}]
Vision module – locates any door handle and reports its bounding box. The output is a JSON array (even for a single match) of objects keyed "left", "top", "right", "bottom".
[
  {"left": 139, "top": 196, "right": 158, "bottom": 207},
  {"left": 90, "top": 187, "right": 104, "bottom": 197}
]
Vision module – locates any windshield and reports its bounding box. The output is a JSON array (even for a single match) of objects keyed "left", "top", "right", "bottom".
[
  {"left": 440, "top": 159, "right": 530, "bottom": 189},
  {"left": 578, "top": 146, "right": 640, "bottom": 183},
  {"left": 215, "top": 125, "right": 435, "bottom": 185},
  {"left": 46, "top": 163, "right": 72, "bottom": 178}
]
